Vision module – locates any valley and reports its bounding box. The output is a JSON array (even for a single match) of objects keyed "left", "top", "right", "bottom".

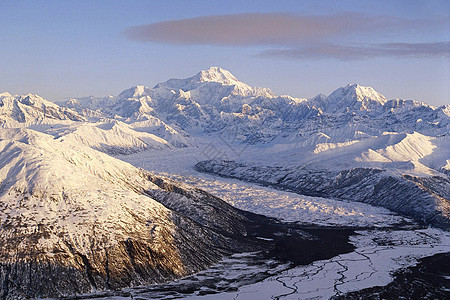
[{"left": 0, "top": 67, "right": 448, "bottom": 299}]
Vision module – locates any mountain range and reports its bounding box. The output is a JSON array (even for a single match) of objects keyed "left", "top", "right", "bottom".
[{"left": 0, "top": 67, "right": 449, "bottom": 298}]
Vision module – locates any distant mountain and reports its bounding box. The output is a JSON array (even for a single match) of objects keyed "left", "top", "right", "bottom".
[
  {"left": 311, "top": 83, "right": 387, "bottom": 113},
  {"left": 63, "top": 67, "right": 448, "bottom": 147},
  {"left": 153, "top": 67, "right": 274, "bottom": 107},
  {"left": 2, "top": 67, "right": 448, "bottom": 173},
  {"left": 2, "top": 66, "right": 447, "bottom": 175},
  {"left": 0, "top": 92, "right": 84, "bottom": 126}
]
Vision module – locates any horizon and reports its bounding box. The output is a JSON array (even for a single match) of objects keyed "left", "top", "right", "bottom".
[{"left": 1, "top": 0, "right": 449, "bottom": 105}]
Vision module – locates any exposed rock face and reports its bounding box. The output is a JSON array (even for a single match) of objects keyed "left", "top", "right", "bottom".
[
  {"left": 145, "top": 174, "right": 248, "bottom": 236},
  {"left": 195, "top": 160, "right": 450, "bottom": 229}
]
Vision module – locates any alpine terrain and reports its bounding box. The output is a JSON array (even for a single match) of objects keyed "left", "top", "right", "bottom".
[{"left": 0, "top": 67, "right": 449, "bottom": 299}]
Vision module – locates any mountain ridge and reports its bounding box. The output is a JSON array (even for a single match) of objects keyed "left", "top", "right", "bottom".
[
  {"left": 0, "top": 127, "right": 270, "bottom": 298},
  {"left": 0, "top": 67, "right": 449, "bottom": 298},
  {"left": 1, "top": 67, "right": 448, "bottom": 161}
]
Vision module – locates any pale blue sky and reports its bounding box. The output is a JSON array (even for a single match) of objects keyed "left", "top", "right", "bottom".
[{"left": 0, "top": 0, "right": 449, "bottom": 105}]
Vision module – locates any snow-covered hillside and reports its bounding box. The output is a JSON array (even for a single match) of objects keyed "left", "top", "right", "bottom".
[
  {"left": 64, "top": 67, "right": 448, "bottom": 148},
  {"left": 0, "top": 128, "right": 266, "bottom": 298},
  {"left": 0, "top": 66, "right": 448, "bottom": 298},
  {"left": 1, "top": 67, "right": 448, "bottom": 225},
  {"left": 59, "top": 120, "right": 172, "bottom": 154},
  {"left": 311, "top": 83, "right": 387, "bottom": 113},
  {"left": 0, "top": 92, "right": 84, "bottom": 127}
]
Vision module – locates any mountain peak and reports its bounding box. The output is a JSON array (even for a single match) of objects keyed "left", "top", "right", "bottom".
[
  {"left": 340, "top": 83, "right": 387, "bottom": 105},
  {"left": 153, "top": 67, "right": 244, "bottom": 92},
  {"left": 321, "top": 83, "right": 387, "bottom": 112},
  {"left": 119, "top": 85, "right": 151, "bottom": 99},
  {"left": 0, "top": 92, "right": 12, "bottom": 98},
  {"left": 195, "top": 67, "right": 240, "bottom": 85}
]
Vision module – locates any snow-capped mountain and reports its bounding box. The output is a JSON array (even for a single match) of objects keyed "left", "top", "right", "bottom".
[
  {"left": 0, "top": 92, "right": 84, "bottom": 127},
  {"left": 65, "top": 67, "right": 282, "bottom": 133},
  {"left": 153, "top": 67, "right": 274, "bottom": 108},
  {"left": 311, "top": 83, "right": 387, "bottom": 113},
  {"left": 0, "top": 128, "right": 267, "bottom": 298},
  {"left": 65, "top": 89, "right": 193, "bottom": 148},
  {"left": 64, "top": 67, "right": 448, "bottom": 148},
  {"left": 60, "top": 120, "right": 172, "bottom": 154},
  {"left": 2, "top": 66, "right": 448, "bottom": 187},
  {"left": 0, "top": 66, "right": 449, "bottom": 298},
  {"left": 63, "top": 66, "right": 448, "bottom": 227}
]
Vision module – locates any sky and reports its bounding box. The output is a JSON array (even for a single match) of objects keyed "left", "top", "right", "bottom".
[{"left": 0, "top": 0, "right": 449, "bottom": 105}]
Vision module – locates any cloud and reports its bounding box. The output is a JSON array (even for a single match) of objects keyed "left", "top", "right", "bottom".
[
  {"left": 259, "top": 42, "right": 450, "bottom": 60},
  {"left": 125, "top": 13, "right": 410, "bottom": 46},
  {"left": 124, "top": 13, "right": 450, "bottom": 59}
]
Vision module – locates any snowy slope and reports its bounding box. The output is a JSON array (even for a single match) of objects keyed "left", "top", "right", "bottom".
[
  {"left": 65, "top": 92, "right": 193, "bottom": 148},
  {"left": 0, "top": 128, "right": 262, "bottom": 298},
  {"left": 0, "top": 92, "right": 84, "bottom": 127},
  {"left": 131, "top": 116, "right": 193, "bottom": 148},
  {"left": 311, "top": 83, "right": 387, "bottom": 113},
  {"left": 2, "top": 67, "right": 449, "bottom": 220},
  {"left": 0, "top": 67, "right": 448, "bottom": 298},
  {"left": 61, "top": 67, "right": 448, "bottom": 151},
  {"left": 60, "top": 120, "right": 171, "bottom": 154},
  {"left": 257, "top": 131, "right": 448, "bottom": 176},
  {"left": 69, "top": 68, "right": 448, "bottom": 149}
]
